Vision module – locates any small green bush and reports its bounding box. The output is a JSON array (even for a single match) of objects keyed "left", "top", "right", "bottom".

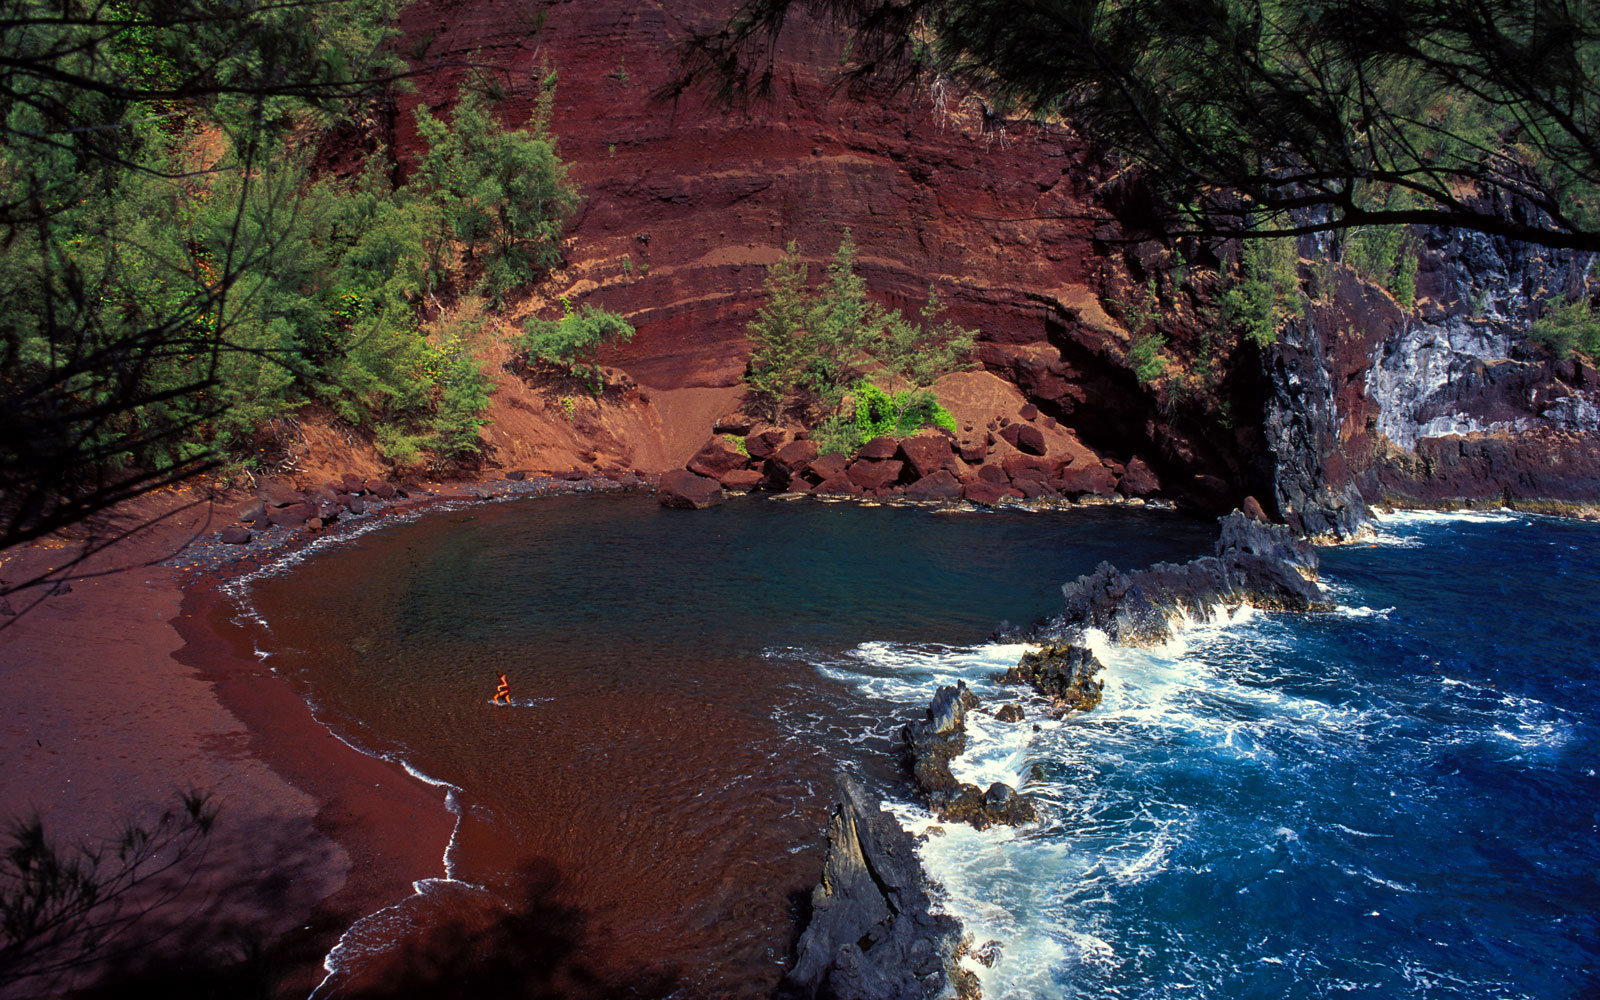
[
  {"left": 521, "top": 302, "right": 635, "bottom": 392},
  {"left": 1528, "top": 297, "right": 1600, "bottom": 358}
]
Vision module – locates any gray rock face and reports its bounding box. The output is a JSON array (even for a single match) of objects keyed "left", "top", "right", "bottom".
[
  {"left": 781, "top": 777, "right": 965, "bottom": 1000},
  {"left": 1003, "top": 644, "right": 1104, "bottom": 712},
  {"left": 903, "top": 683, "right": 1037, "bottom": 830}
]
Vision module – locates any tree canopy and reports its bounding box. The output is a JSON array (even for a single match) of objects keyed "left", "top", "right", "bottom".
[{"left": 669, "top": 0, "right": 1600, "bottom": 252}]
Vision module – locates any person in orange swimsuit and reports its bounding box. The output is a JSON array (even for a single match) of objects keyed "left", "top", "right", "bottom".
[{"left": 493, "top": 672, "right": 511, "bottom": 705}]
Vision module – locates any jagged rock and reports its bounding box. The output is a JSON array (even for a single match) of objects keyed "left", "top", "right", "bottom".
[
  {"left": 897, "top": 436, "right": 956, "bottom": 480},
  {"left": 857, "top": 435, "right": 899, "bottom": 460},
  {"left": 1119, "top": 457, "right": 1160, "bottom": 497},
  {"left": 905, "top": 470, "right": 962, "bottom": 501},
  {"left": 994, "top": 704, "right": 1025, "bottom": 723},
  {"left": 1215, "top": 510, "right": 1318, "bottom": 579},
  {"left": 688, "top": 435, "right": 750, "bottom": 479},
  {"left": 237, "top": 500, "right": 266, "bottom": 523},
  {"left": 657, "top": 469, "right": 724, "bottom": 509},
  {"left": 1040, "top": 513, "right": 1329, "bottom": 646},
  {"left": 781, "top": 777, "right": 964, "bottom": 1000},
  {"left": 220, "top": 525, "right": 251, "bottom": 545},
  {"left": 847, "top": 459, "right": 904, "bottom": 491},
  {"left": 903, "top": 683, "right": 1037, "bottom": 830},
  {"left": 1004, "top": 644, "right": 1105, "bottom": 712}
]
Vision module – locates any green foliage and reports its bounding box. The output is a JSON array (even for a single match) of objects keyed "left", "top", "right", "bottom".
[
  {"left": 1528, "top": 298, "right": 1600, "bottom": 358},
  {"left": 412, "top": 76, "right": 578, "bottom": 304},
  {"left": 1346, "top": 226, "right": 1420, "bottom": 310},
  {"left": 722, "top": 433, "right": 748, "bottom": 456},
  {"left": 1222, "top": 236, "right": 1302, "bottom": 347},
  {"left": 814, "top": 381, "right": 957, "bottom": 454},
  {"left": 741, "top": 234, "right": 975, "bottom": 423},
  {"left": 1116, "top": 278, "right": 1167, "bottom": 384},
  {"left": 520, "top": 301, "right": 636, "bottom": 392}
]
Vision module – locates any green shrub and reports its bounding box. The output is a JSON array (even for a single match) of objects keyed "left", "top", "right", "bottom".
[
  {"left": 1529, "top": 297, "right": 1600, "bottom": 358},
  {"left": 1222, "top": 236, "right": 1302, "bottom": 346},
  {"left": 520, "top": 302, "right": 635, "bottom": 392}
]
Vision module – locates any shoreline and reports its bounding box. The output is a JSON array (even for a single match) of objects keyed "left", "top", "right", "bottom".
[{"left": 3, "top": 474, "right": 1594, "bottom": 997}]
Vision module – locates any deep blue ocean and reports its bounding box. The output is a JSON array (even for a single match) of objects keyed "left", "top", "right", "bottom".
[
  {"left": 824, "top": 509, "right": 1600, "bottom": 999},
  {"left": 245, "top": 498, "right": 1600, "bottom": 998}
]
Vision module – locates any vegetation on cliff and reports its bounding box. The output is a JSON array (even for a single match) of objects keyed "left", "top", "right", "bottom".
[
  {"left": 743, "top": 235, "right": 973, "bottom": 451},
  {"left": 0, "top": 0, "right": 580, "bottom": 547}
]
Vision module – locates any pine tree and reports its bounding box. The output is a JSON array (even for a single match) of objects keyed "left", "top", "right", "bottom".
[{"left": 745, "top": 242, "right": 811, "bottom": 420}]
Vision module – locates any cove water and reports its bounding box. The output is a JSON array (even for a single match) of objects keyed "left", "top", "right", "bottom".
[
  {"left": 823, "top": 509, "right": 1600, "bottom": 999},
  {"left": 239, "top": 495, "right": 1599, "bottom": 998}
]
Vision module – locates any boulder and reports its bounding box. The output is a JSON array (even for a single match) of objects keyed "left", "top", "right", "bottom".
[
  {"left": 1002, "top": 452, "right": 1054, "bottom": 482},
  {"left": 957, "top": 437, "right": 988, "bottom": 463},
  {"left": 846, "top": 459, "right": 904, "bottom": 491},
  {"left": 237, "top": 500, "right": 266, "bottom": 524},
  {"left": 1241, "top": 496, "right": 1269, "bottom": 522},
  {"left": 315, "top": 501, "right": 340, "bottom": 524},
  {"left": 305, "top": 517, "right": 323, "bottom": 533},
  {"left": 781, "top": 777, "right": 964, "bottom": 1000},
  {"left": 814, "top": 474, "right": 862, "bottom": 495},
  {"left": 963, "top": 480, "right": 1015, "bottom": 506},
  {"left": 720, "top": 469, "right": 764, "bottom": 491},
  {"left": 219, "top": 525, "right": 252, "bottom": 545},
  {"left": 341, "top": 473, "right": 365, "bottom": 493},
  {"left": 266, "top": 503, "right": 313, "bottom": 528},
  {"left": 1004, "top": 644, "right": 1106, "bottom": 712},
  {"left": 256, "top": 484, "right": 302, "bottom": 508},
  {"left": 807, "top": 452, "right": 850, "bottom": 482},
  {"left": 897, "top": 435, "right": 956, "bottom": 480},
  {"left": 857, "top": 435, "right": 899, "bottom": 460},
  {"left": 1018, "top": 403, "right": 1038, "bottom": 420},
  {"left": 903, "top": 683, "right": 1038, "bottom": 831},
  {"left": 687, "top": 435, "right": 750, "bottom": 480},
  {"left": 348, "top": 497, "right": 367, "bottom": 515},
  {"left": 905, "top": 470, "right": 963, "bottom": 502},
  {"left": 1055, "top": 464, "right": 1118, "bottom": 497},
  {"left": 1118, "top": 457, "right": 1160, "bottom": 497},
  {"left": 657, "top": 469, "right": 724, "bottom": 509},
  {"left": 977, "top": 464, "right": 1009, "bottom": 485},
  {"left": 994, "top": 704, "right": 1025, "bottom": 723},
  {"left": 744, "top": 428, "right": 790, "bottom": 460},
  {"left": 1014, "top": 478, "right": 1056, "bottom": 500},
  {"left": 504, "top": 470, "right": 527, "bottom": 482},
  {"left": 773, "top": 439, "right": 820, "bottom": 473},
  {"left": 368, "top": 481, "right": 398, "bottom": 500},
  {"left": 713, "top": 412, "right": 755, "bottom": 435},
  {"left": 1008, "top": 424, "right": 1047, "bottom": 455}
]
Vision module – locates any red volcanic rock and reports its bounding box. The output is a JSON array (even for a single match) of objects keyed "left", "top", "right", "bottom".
[
  {"left": 256, "top": 484, "right": 301, "bottom": 508},
  {"left": 504, "top": 470, "right": 527, "bottom": 482},
  {"left": 238, "top": 500, "right": 266, "bottom": 523},
  {"left": 905, "top": 470, "right": 963, "bottom": 501},
  {"left": 814, "top": 474, "right": 862, "bottom": 495},
  {"left": 305, "top": 517, "right": 324, "bottom": 533},
  {"left": 267, "top": 503, "right": 313, "bottom": 528},
  {"left": 1056, "top": 465, "right": 1118, "bottom": 497},
  {"left": 1119, "top": 457, "right": 1160, "bottom": 497},
  {"left": 368, "top": 481, "right": 398, "bottom": 500},
  {"left": 1015, "top": 478, "right": 1056, "bottom": 499},
  {"left": 688, "top": 435, "right": 750, "bottom": 479},
  {"left": 745, "top": 429, "right": 790, "bottom": 460},
  {"left": 1002, "top": 453, "right": 1055, "bottom": 482},
  {"left": 897, "top": 435, "right": 956, "bottom": 480},
  {"left": 807, "top": 452, "right": 850, "bottom": 482},
  {"left": 658, "top": 469, "right": 724, "bottom": 509},
  {"left": 963, "top": 481, "right": 1016, "bottom": 505},
  {"left": 857, "top": 436, "right": 899, "bottom": 460},
  {"left": 772, "top": 439, "right": 820, "bottom": 472},
  {"left": 977, "top": 464, "right": 1009, "bottom": 485},
  {"left": 341, "top": 473, "right": 365, "bottom": 493},
  {"left": 720, "top": 468, "right": 764, "bottom": 490},
  {"left": 847, "top": 459, "right": 904, "bottom": 490},
  {"left": 1241, "top": 496, "right": 1269, "bottom": 522},
  {"left": 714, "top": 412, "right": 755, "bottom": 435},
  {"left": 348, "top": 497, "right": 367, "bottom": 515},
  {"left": 315, "top": 501, "right": 341, "bottom": 524},
  {"left": 220, "top": 525, "right": 251, "bottom": 544},
  {"left": 999, "top": 423, "right": 1046, "bottom": 455},
  {"left": 958, "top": 437, "right": 988, "bottom": 463},
  {"left": 1018, "top": 404, "right": 1038, "bottom": 420}
]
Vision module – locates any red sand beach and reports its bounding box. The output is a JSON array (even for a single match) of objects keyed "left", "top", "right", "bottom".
[{"left": 0, "top": 492, "right": 455, "bottom": 998}]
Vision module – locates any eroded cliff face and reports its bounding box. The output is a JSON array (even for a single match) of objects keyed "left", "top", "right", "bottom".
[{"left": 366, "top": 0, "right": 1598, "bottom": 516}]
